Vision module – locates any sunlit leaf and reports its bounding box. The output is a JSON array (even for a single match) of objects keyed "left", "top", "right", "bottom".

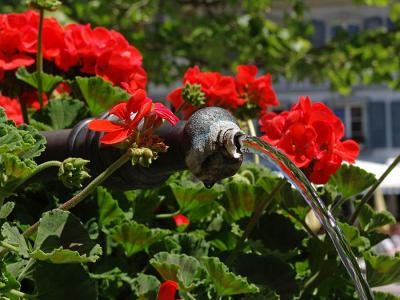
[{"left": 16, "top": 67, "right": 63, "bottom": 93}]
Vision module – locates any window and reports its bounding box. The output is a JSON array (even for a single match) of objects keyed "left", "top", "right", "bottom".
[
  {"left": 333, "top": 105, "right": 365, "bottom": 144},
  {"left": 367, "top": 102, "right": 386, "bottom": 148},
  {"left": 364, "top": 16, "right": 383, "bottom": 30},
  {"left": 392, "top": 102, "right": 400, "bottom": 147},
  {"left": 310, "top": 20, "right": 326, "bottom": 47},
  {"left": 347, "top": 24, "right": 359, "bottom": 36}
]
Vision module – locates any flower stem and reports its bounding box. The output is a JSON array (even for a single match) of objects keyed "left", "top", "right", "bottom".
[
  {"left": 350, "top": 154, "right": 400, "bottom": 224},
  {"left": 36, "top": 8, "right": 45, "bottom": 109},
  {"left": 11, "top": 160, "right": 62, "bottom": 193},
  {"left": 155, "top": 210, "right": 181, "bottom": 219},
  {"left": 18, "top": 96, "right": 29, "bottom": 124},
  {"left": 246, "top": 119, "right": 259, "bottom": 164},
  {"left": 225, "top": 179, "right": 286, "bottom": 266},
  {"left": 23, "top": 151, "right": 132, "bottom": 238},
  {"left": 0, "top": 240, "right": 19, "bottom": 253},
  {"left": 10, "top": 289, "right": 33, "bottom": 299}
]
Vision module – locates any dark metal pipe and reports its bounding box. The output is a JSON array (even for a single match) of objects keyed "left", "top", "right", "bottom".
[{"left": 38, "top": 107, "right": 244, "bottom": 189}]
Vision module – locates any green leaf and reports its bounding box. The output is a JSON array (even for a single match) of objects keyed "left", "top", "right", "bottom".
[
  {"left": 222, "top": 173, "right": 256, "bottom": 221},
  {"left": 169, "top": 180, "right": 220, "bottom": 222},
  {"left": 30, "top": 244, "right": 102, "bottom": 264},
  {"left": 234, "top": 254, "right": 297, "bottom": 299},
  {"left": 166, "top": 233, "right": 209, "bottom": 259},
  {"left": 150, "top": 252, "right": 201, "bottom": 291},
  {"left": 0, "top": 108, "right": 7, "bottom": 123},
  {"left": 33, "top": 210, "right": 102, "bottom": 262},
  {"left": 111, "top": 221, "right": 170, "bottom": 256},
  {"left": 338, "top": 222, "right": 370, "bottom": 250},
  {"left": 390, "top": 3, "right": 400, "bottom": 21},
  {"left": 364, "top": 252, "right": 400, "bottom": 286},
  {"left": 374, "top": 291, "right": 400, "bottom": 300},
  {"left": 131, "top": 273, "right": 160, "bottom": 300},
  {"left": 33, "top": 262, "right": 97, "bottom": 300},
  {"left": 327, "top": 164, "right": 376, "bottom": 199},
  {"left": 202, "top": 256, "right": 259, "bottom": 296},
  {"left": 0, "top": 262, "right": 21, "bottom": 300},
  {"left": 16, "top": 67, "right": 63, "bottom": 93},
  {"left": 75, "top": 76, "right": 130, "bottom": 116},
  {"left": 96, "top": 187, "right": 126, "bottom": 228},
  {"left": 1, "top": 223, "right": 29, "bottom": 258},
  {"left": 32, "top": 98, "right": 86, "bottom": 130},
  {"left": 0, "top": 202, "right": 15, "bottom": 219},
  {"left": 356, "top": 202, "right": 396, "bottom": 232}
]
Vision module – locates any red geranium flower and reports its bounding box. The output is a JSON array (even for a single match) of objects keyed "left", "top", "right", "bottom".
[
  {"left": 167, "top": 66, "right": 244, "bottom": 118},
  {"left": 88, "top": 89, "right": 179, "bottom": 145},
  {"left": 235, "top": 65, "right": 279, "bottom": 111},
  {"left": 0, "top": 95, "right": 23, "bottom": 125},
  {"left": 259, "top": 96, "right": 359, "bottom": 184},
  {"left": 157, "top": 280, "right": 179, "bottom": 300},
  {"left": 172, "top": 214, "right": 190, "bottom": 227}
]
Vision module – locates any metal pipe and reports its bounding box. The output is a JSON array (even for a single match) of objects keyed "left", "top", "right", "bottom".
[{"left": 38, "top": 107, "right": 244, "bottom": 189}]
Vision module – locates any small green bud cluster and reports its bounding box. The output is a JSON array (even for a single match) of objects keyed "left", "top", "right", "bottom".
[
  {"left": 28, "top": 0, "right": 62, "bottom": 11},
  {"left": 58, "top": 158, "right": 91, "bottom": 189},
  {"left": 182, "top": 83, "right": 206, "bottom": 106},
  {"left": 130, "top": 147, "right": 158, "bottom": 168}
]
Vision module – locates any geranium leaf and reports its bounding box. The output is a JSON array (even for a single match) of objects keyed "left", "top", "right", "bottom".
[
  {"left": 222, "top": 173, "right": 256, "bottom": 221},
  {"left": 0, "top": 262, "right": 21, "bottom": 300},
  {"left": 338, "top": 222, "right": 370, "bottom": 251},
  {"left": 201, "top": 256, "right": 259, "bottom": 296},
  {"left": 374, "top": 291, "right": 400, "bottom": 300},
  {"left": 364, "top": 252, "right": 400, "bottom": 286},
  {"left": 169, "top": 180, "right": 220, "bottom": 222},
  {"left": 166, "top": 233, "right": 209, "bottom": 259},
  {"left": 131, "top": 273, "right": 160, "bottom": 300},
  {"left": 32, "top": 98, "right": 87, "bottom": 130},
  {"left": 30, "top": 244, "right": 102, "bottom": 264},
  {"left": 0, "top": 202, "right": 15, "bottom": 219},
  {"left": 33, "top": 262, "right": 97, "bottom": 300},
  {"left": 33, "top": 210, "right": 101, "bottom": 262},
  {"left": 75, "top": 76, "right": 130, "bottom": 116},
  {"left": 16, "top": 67, "right": 63, "bottom": 93},
  {"left": 1, "top": 223, "right": 29, "bottom": 258},
  {"left": 111, "top": 221, "right": 170, "bottom": 256},
  {"left": 327, "top": 164, "right": 376, "bottom": 199},
  {"left": 96, "top": 187, "right": 126, "bottom": 228},
  {"left": 356, "top": 201, "right": 396, "bottom": 232},
  {"left": 150, "top": 252, "right": 201, "bottom": 291}
]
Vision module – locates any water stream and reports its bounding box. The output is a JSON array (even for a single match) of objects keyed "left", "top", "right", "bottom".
[{"left": 241, "top": 136, "right": 374, "bottom": 300}]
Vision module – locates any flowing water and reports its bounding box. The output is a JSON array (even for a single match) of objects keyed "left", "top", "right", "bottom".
[{"left": 241, "top": 136, "right": 373, "bottom": 300}]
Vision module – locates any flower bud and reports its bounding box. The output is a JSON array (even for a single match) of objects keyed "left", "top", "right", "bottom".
[
  {"left": 182, "top": 83, "right": 206, "bottom": 106},
  {"left": 28, "top": 0, "right": 62, "bottom": 11},
  {"left": 58, "top": 158, "right": 90, "bottom": 189}
]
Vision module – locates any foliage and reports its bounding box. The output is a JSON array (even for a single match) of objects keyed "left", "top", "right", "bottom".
[{"left": 0, "top": 2, "right": 399, "bottom": 300}]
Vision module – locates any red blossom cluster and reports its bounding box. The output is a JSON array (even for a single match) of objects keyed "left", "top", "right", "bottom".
[
  {"left": 259, "top": 96, "right": 360, "bottom": 184},
  {"left": 88, "top": 89, "right": 179, "bottom": 145},
  {"left": 157, "top": 280, "right": 180, "bottom": 300},
  {"left": 167, "top": 65, "right": 279, "bottom": 118},
  {"left": 0, "top": 10, "right": 146, "bottom": 88},
  {"left": 0, "top": 92, "right": 47, "bottom": 125}
]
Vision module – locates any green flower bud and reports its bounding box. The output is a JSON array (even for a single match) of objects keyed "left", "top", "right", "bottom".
[
  {"left": 28, "top": 0, "right": 62, "bottom": 11},
  {"left": 130, "top": 147, "right": 158, "bottom": 168},
  {"left": 182, "top": 83, "right": 206, "bottom": 106},
  {"left": 58, "top": 158, "right": 90, "bottom": 189}
]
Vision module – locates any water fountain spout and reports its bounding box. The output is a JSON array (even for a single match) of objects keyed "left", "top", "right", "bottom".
[{"left": 38, "top": 107, "right": 244, "bottom": 189}]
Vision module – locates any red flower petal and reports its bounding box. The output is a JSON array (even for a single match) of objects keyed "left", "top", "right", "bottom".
[
  {"left": 153, "top": 103, "right": 179, "bottom": 126},
  {"left": 100, "top": 128, "right": 130, "bottom": 144},
  {"left": 172, "top": 214, "right": 190, "bottom": 226},
  {"left": 157, "top": 280, "right": 178, "bottom": 300},
  {"left": 109, "top": 102, "right": 127, "bottom": 120},
  {"left": 88, "top": 119, "right": 124, "bottom": 132}
]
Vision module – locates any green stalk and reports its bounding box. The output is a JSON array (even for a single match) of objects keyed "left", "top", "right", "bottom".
[
  {"left": 350, "top": 154, "right": 400, "bottom": 224},
  {"left": 17, "top": 96, "right": 29, "bottom": 124},
  {"left": 155, "top": 210, "right": 181, "bottom": 219},
  {"left": 36, "top": 8, "right": 45, "bottom": 108},
  {"left": 10, "top": 289, "right": 33, "bottom": 299},
  {"left": 23, "top": 151, "right": 132, "bottom": 237},
  {"left": 225, "top": 179, "right": 286, "bottom": 266},
  {"left": 0, "top": 240, "right": 19, "bottom": 253},
  {"left": 10, "top": 160, "right": 62, "bottom": 193},
  {"left": 246, "top": 119, "right": 260, "bottom": 164}
]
